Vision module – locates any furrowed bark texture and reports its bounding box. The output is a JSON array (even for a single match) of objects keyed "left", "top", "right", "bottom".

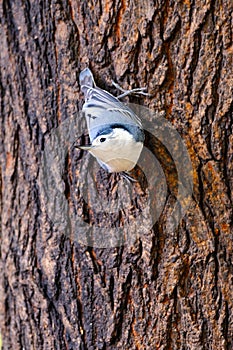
[{"left": 0, "top": 0, "right": 232, "bottom": 349}]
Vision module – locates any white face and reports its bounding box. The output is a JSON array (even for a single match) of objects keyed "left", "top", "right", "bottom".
[
  {"left": 88, "top": 128, "right": 143, "bottom": 172},
  {"left": 92, "top": 128, "right": 133, "bottom": 149},
  {"left": 91, "top": 134, "right": 112, "bottom": 148}
]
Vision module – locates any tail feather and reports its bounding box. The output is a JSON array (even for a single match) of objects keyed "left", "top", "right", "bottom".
[{"left": 79, "top": 68, "right": 96, "bottom": 96}]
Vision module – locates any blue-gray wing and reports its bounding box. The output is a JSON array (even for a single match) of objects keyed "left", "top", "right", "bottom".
[
  {"left": 79, "top": 68, "right": 143, "bottom": 141},
  {"left": 82, "top": 91, "right": 143, "bottom": 142}
]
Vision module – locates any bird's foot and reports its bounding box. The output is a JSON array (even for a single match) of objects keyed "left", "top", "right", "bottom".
[
  {"left": 111, "top": 81, "right": 151, "bottom": 99},
  {"left": 121, "top": 171, "right": 138, "bottom": 183}
]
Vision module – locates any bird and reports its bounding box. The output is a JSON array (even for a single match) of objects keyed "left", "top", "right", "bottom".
[{"left": 77, "top": 68, "right": 145, "bottom": 177}]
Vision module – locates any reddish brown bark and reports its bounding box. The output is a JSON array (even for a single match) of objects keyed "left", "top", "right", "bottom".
[{"left": 0, "top": 0, "right": 232, "bottom": 349}]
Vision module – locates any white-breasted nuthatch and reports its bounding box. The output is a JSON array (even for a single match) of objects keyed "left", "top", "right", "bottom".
[{"left": 78, "top": 68, "right": 145, "bottom": 174}]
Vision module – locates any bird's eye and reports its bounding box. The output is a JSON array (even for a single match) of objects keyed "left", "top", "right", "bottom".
[{"left": 100, "top": 138, "right": 106, "bottom": 143}]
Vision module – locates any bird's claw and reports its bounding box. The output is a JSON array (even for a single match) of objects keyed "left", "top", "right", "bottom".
[
  {"left": 112, "top": 81, "right": 151, "bottom": 99},
  {"left": 121, "top": 172, "right": 138, "bottom": 183}
]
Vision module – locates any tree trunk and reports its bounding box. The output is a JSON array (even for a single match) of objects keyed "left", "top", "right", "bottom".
[{"left": 0, "top": 0, "right": 232, "bottom": 349}]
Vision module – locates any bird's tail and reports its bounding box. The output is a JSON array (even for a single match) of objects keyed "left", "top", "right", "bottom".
[{"left": 79, "top": 68, "right": 96, "bottom": 96}]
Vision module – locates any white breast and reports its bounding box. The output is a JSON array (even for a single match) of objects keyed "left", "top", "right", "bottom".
[{"left": 90, "top": 129, "right": 143, "bottom": 172}]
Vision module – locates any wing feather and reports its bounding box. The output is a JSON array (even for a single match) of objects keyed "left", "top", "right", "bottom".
[{"left": 83, "top": 86, "right": 142, "bottom": 127}]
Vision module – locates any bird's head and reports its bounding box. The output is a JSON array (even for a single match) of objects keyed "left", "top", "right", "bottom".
[
  {"left": 78, "top": 127, "right": 137, "bottom": 152},
  {"left": 76, "top": 126, "right": 144, "bottom": 172}
]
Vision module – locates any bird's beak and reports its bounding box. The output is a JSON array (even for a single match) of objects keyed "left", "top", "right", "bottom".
[{"left": 75, "top": 144, "right": 93, "bottom": 150}]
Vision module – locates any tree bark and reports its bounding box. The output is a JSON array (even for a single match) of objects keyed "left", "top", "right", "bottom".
[{"left": 0, "top": 0, "right": 232, "bottom": 349}]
